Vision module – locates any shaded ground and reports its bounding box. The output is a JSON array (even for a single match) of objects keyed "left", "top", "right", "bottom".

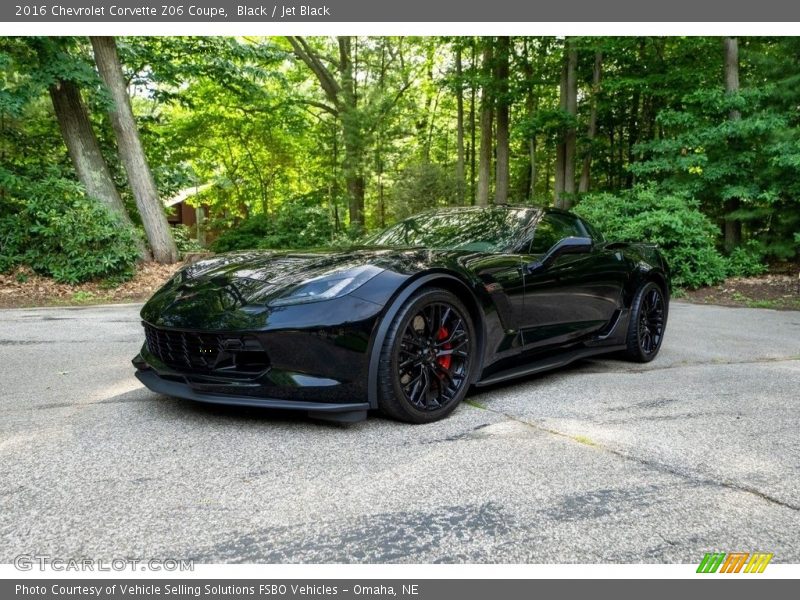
[
  {"left": 0, "top": 301, "right": 798, "bottom": 563},
  {"left": 0, "top": 263, "right": 180, "bottom": 308},
  {"left": 683, "top": 269, "right": 800, "bottom": 311}
]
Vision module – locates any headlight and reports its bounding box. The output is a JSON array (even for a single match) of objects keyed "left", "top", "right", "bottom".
[{"left": 268, "top": 265, "right": 383, "bottom": 307}]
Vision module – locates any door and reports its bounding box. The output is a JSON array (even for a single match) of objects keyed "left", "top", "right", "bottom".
[
  {"left": 519, "top": 212, "right": 627, "bottom": 348},
  {"left": 469, "top": 254, "right": 526, "bottom": 334}
]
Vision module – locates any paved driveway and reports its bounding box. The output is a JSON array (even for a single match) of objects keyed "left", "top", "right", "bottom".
[{"left": 0, "top": 302, "right": 798, "bottom": 563}]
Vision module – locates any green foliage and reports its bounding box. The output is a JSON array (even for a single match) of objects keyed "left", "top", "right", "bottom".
[
  {"left": 211, "top": 194, "right": 335, "bottom": 252},
  {"left": 724, "top": 241, "right": 767, "bottom": 277},
  {"left": 1, "top": 37, "right": 140, "bottom": 284},
  {"left": 388, "top": 162, "right": 458, "bottom": 220},
  {"left": 632, "top": 86, "right": 800, "bottom": 261},
  {"left": 574, "top": 185, "right": 728, "bottom": 289},
  {"left": 0, "top": 174, "right": 139, "bottom": 283},
  {"left": 71, "top": 290, "right": 97, "bottom": 303},
  {"left": 210, "top": 215, "right": 272, "bottom": 252},
  {"left": 522, "top": 107, "right": 578, "bottom": 142},
  {"left": 3, "top": 35, "right": 800, "bottom": 294},
  {"left": 171, "top": 224, "right": 203, "bottom": 255}
]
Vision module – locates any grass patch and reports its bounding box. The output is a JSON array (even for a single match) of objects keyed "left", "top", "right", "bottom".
[
  {"left": 571, "top": 434, "right": 598, "bottom": 447},
  {"left": 464, "top": 399, "right": 488, "bottom": 410},
  {"left": 68, "top": 290, "right": 113, "bottom": 305},
  {"left": 71, "top": 291, "right": 96, "bottom": 303},
  {"left": 730, "top": 291, "right": 749, "bottom": 303},
  {"left": 745, "top": 299, "right": 781, "bottom": 309}
]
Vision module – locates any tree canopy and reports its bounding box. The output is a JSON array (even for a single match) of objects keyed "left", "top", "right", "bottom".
[{"left": 1, "top": 36, "right": 799, "bottom": 286}]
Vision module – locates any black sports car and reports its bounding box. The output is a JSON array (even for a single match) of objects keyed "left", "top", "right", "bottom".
[{"left": 134, "top": 206, "right": 669, "bottom": 423}]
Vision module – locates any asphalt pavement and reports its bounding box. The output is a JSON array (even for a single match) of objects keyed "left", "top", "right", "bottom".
[{"left": 0, "top": 301, "right": 798, "bottom": 563}]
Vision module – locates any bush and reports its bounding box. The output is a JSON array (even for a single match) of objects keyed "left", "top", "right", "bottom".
[
  {"left": 211, "top": 214, "right": 274, "bottom": 252},
  {"left": 0, "top": 176, "right": 140, "bottom": 284},
  {"left": 212, "top": 195, "right": 335, "bottom": 252},
  {"left": 574, "top": 185, "right": 727, "bottom": 289},
  {"left": 171, "top": 224, "right": 203, "bottom": 255},
  {"left": 725, "top": 241, "right": 767, "bottom": 277},
  {"left": 388, "top": 162, "right": 457, "bottom": 220}
]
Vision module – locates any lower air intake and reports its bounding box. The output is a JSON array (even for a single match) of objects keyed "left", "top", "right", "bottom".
[{"left": 143, "top": 323, "right": 269, "bottom": 377}]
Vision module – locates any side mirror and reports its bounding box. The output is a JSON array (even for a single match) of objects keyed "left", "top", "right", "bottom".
[{"left": 526, "top": 236, "right": 593, "bottom": 273}]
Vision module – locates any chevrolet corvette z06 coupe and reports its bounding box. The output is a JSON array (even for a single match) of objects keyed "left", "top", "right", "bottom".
[{"left": 133, "top": 206, "right": 669, "bottom": 423}]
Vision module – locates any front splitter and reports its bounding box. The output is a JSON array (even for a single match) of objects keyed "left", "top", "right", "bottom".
[{"left": 135, "top": 368, "right": 370, "bottom": 423}]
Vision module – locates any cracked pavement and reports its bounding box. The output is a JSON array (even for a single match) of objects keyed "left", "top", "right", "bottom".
[{"left": 0, "top": 301, "right": 798, "bottom": 563}]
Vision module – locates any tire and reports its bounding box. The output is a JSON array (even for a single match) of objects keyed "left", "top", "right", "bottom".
[
  {"left": 377, "top": 287, "right": 477, "bottom": 424},
  {"left": 623, "top": 281, "right": 667, "bottom": 362}
]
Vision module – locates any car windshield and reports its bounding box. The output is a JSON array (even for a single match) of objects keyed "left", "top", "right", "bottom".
[{"left": 365, "top": 208, "right": 538, "bottom": 252}]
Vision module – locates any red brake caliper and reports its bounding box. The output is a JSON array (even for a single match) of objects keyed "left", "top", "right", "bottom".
[{"left": 436, "top": 326, "right": 452, "bottom": 371}]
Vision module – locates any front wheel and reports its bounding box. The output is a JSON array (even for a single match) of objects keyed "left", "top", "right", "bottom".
[
  {"left": 377, "top": 287, "right": 476, "bottom": 423},
  {"left": 623, "top": 281, "right": 667, "bottom": 363}
]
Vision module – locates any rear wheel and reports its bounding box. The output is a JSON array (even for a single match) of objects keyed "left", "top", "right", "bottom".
[
  {"left": 377, "top": 288, "right": 476, "bottom": 423},
  {"left": 624, "top": 281, "right": 667, "bottom": 362}
]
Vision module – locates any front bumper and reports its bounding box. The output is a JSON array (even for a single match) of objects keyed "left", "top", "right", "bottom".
[
  {"left": 133, "top": 364, "right": 369, "bottom": 422},
  {"left": 132, "top": 269, "right": 416, "bottom": 421},
  {"left": 132, "top": 292, "right": 388, "bottom": 422}
]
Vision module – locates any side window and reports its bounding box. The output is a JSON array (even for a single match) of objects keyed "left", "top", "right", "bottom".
[
  {"left": 580, "top": 218, "right": 605, "bottom": 244},
  {"left": 529, "top": 214, "right": 584, "bottom": 254}
]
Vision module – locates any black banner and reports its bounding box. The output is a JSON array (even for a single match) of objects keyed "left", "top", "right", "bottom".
[{"left": 4, "top": 0, "right": 800, "bottom": 22}]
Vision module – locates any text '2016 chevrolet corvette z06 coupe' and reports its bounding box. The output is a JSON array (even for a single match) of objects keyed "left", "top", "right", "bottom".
[{"left": 133, "top": 206, "right": 669, "bottom": 423}]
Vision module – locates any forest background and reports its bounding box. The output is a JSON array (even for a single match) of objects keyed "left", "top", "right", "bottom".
[{"left": 2, "top": 36, "right": 799, "bottom": 298}]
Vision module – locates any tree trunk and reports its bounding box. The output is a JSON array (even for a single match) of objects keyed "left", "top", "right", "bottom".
[
  {"left": 544, "top": 142, "right": 551, "bottom": 199},
  {"left": 477, "top": 40, "right": 494, "bottom": 207},
  {"left": 376, "top": 41, "right": 387, "bottom": 225},
  {"left": 48, "top": 79, "right": 148, "bottom": 260},
  {"left": 494, "top": 36, "right": 510, "bottom": 205},
  {"left": 330, "top": 121, "right": 340, "bottom": 232},
  {"left": 377, "top": 151, "right": 385, "bottom": 228},
  {"left": 528, "top": 138, "right": 537, "bottom": 201},
  {"left": 522, "top": 39, "right": 537, "bottom": 201},
  {"left": 579, "top": 51, "right": 602, "bottom": 194},
  {"left": 455, "top": 45, "right": 466, "bottom": 205},
  {"left": 470, "top": 41, "right": 477, "bottom": 204},
  {"left": 724, "top": 38, "right": 741, "bottom": 121},
  {"left": 90, "top": 36, "right": 177, "bottom": 263},
  {"left": 724, "top": 37, "right": 742, "bottom": 252},
  {"left": 420, "top": 41, "right": 437, "bottom": 163},
  {"left": 343, "top": 125, "right": 365, "bottom": 229},
  {"left": 562, "top": 40, "right": 578, "bottom": 209},
  {"left": 426, "top": 89, "right": 442, "bottom": 161},
  {"left": 337, "top": 36, "right": 365, "bottom": 230},
  {"left": 625, "top": 89, "right": 640, "bottom": 189},
  {"left": 554, "top": 52, "right": 567, "bottom": 207}
]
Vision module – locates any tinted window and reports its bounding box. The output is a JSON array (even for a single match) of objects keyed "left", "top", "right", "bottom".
[
  {"left": 580, "top": 218, "right": 605, "bottom": 244},
  {"left": 529, "top": 213, "right": 584, "bottom": 254},
  {"left": 366, "top": 208, "right": 538, "bottom": 252}
]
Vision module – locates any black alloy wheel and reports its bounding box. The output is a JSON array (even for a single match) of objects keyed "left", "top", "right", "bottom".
[
  {"left": 624, "top": 281, "right": 667, "bottom": 362},
  {"left": 378, "top": 288, "right": 476, "bottom": 423}
]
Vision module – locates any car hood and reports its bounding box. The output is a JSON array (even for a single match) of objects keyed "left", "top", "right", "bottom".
[
  {"left": 181, "top": 249, "right": 378, "bottom": 287},
  {"left": 139, "top": 247, "right": 444, "bottom": 330}
]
